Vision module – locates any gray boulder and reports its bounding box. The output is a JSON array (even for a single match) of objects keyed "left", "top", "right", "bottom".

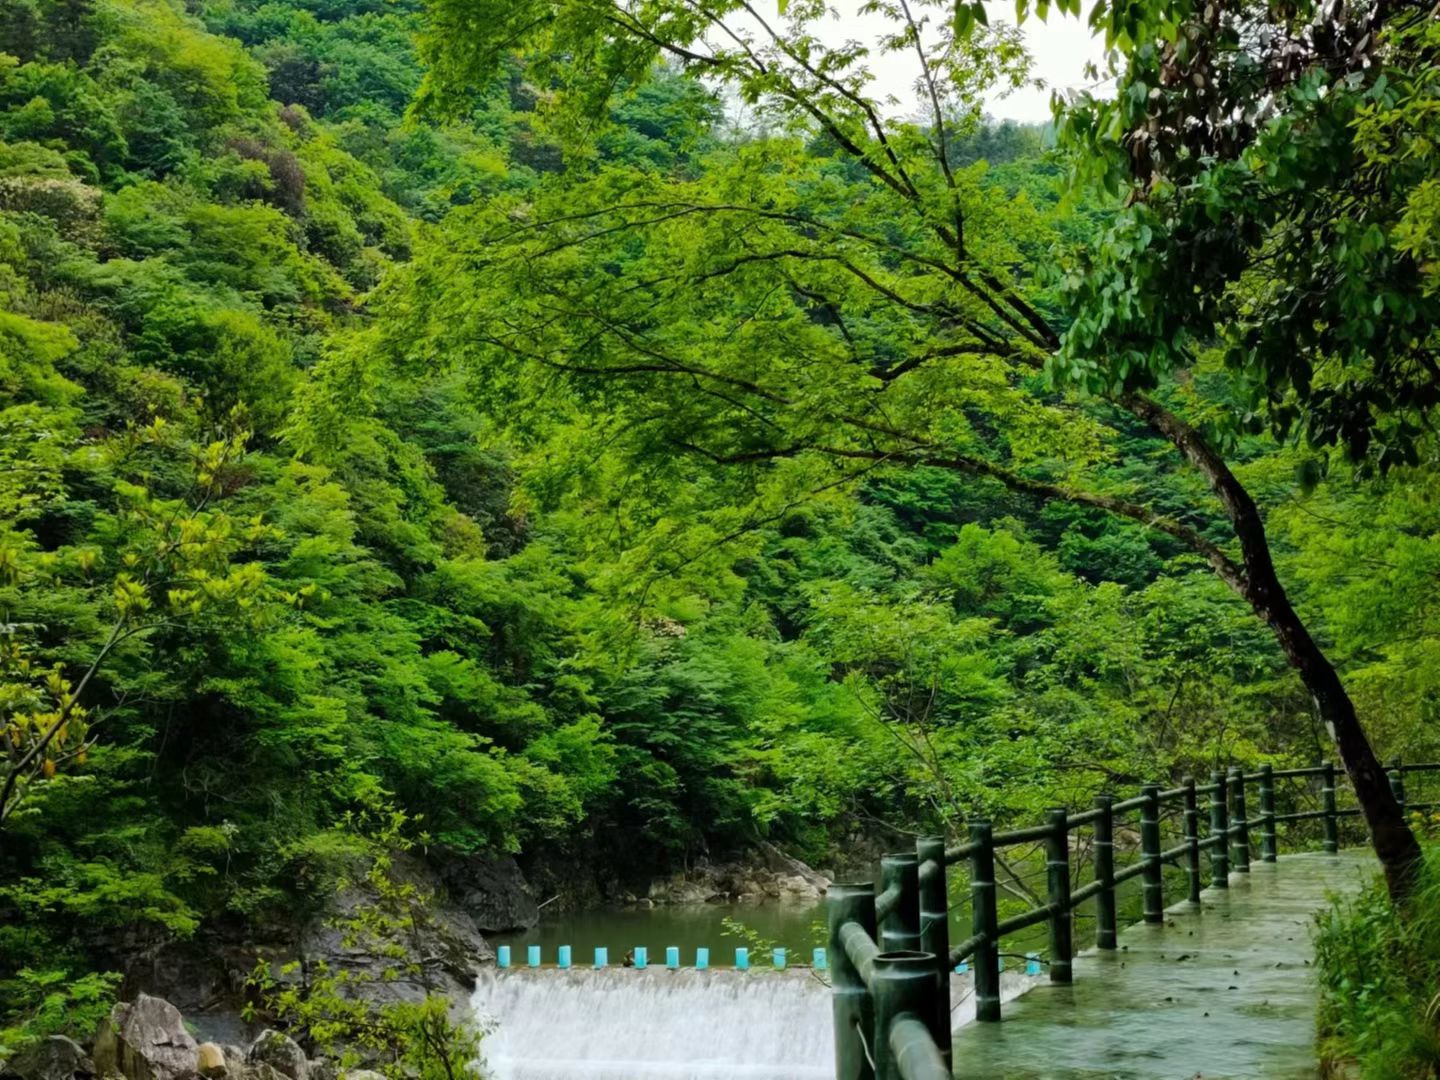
[
  {"left": 0, "top": 1036, "right": 94, "bottom": 1080},
  {"left": 297, "top": 853, "right": 490, "bottom": 1012},
  {"left": 244, "top": 1034, "right": 305, "bottom": 1080},
  {"left": 93, "top": 994, "right": 198, "bottom": 1080},
  {"left": 643, "top": 841, "right": 831, "bottom": 904},
  {"left": 103, "top": 927, "right": 258, "bottom": 1044},
  {"left": 438, "top": 855, "right": 539, "bottom": 933}
]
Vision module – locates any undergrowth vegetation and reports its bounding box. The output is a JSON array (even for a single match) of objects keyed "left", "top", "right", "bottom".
[{"left": 1315, "top": 833, "right": 1440, "bottom": 1079}]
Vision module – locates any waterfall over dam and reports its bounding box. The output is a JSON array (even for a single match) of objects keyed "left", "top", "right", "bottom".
[{"left": 472, "top": 966, "right": 1040, "bottom": 1079}]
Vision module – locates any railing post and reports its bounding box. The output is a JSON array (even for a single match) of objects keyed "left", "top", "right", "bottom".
[
  {"left": 969, "top": 821, "right": 1000, "bottom": 1023},
  {"left": 1389, "top": 759, "right": 1407, "bottom": 814},
  {"left": 1045, "top": 808, "right": 1073, "bottom": 983},
  {"left": 915, "top": 836, "right": 951, "bottom": 1067},
  {"left": 1322, "top": 762, "right": 1339, "bottom": 855},
  {"left": 1140, "top": 784, "right": 1164, "bottom": 923},
  {"left": 1093, "top": 794, "right": 1117, "bottom": 949},
  {"left": 1258, "top": 764, "right": 1277, "bottom": 862},
  {"left": 879, "top": 852, "right": 920, "bottom": 954},
  {"left": 871, "top": 951, "right": 939, "bottom": 1080},
  {"left": 1229, "top": 766, "right": 1251, "bottom": 873},
  {"left": 827, "top": 883, "right": 877, "bottom": 1080},
  {"left": 1210, "top": 770, "right": 1230, "bottom": 887},
  {"left": 1183, "top": 777, "right": 1202, "bottom": 904}
]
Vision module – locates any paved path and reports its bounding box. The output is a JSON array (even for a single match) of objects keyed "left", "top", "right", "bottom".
[{"left": 950, "top": 850, "right": 1375, "bottom": 1079}]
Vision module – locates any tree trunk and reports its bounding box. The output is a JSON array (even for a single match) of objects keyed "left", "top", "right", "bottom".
[{"left": 1122, "top": 394, "right": 1422, "bottom": 899}]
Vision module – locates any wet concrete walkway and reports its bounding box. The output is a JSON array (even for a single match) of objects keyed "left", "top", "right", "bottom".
[{"left": 950, "top": 850, "right": 1376, "bottom": 1079}]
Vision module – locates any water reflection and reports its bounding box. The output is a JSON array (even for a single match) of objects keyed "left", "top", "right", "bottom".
[{"left": 490, "top": 900, "right": 826, "bottom": 966}]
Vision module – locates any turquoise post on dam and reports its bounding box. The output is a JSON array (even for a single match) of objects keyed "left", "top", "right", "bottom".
[
  {"left": 735, "top": 947, "right": 749, "bottom": 970},
  {"left": 813, "top": 947, "right": 827, "bottom": 971},
  {"left": 557, "top": 945, "right": 571, "bottom": 969},
  {"left": 527, "top": 945, "right": 541, "bottom": 968},
  {"left": 594, "top": 947, "right": 607, "bottom": 969},
  {"left": 497, "top": 945, "right": 510, "bottom": 969},
  {"left": 772, "top": 947, "right": 787, "bottom": 970},
  {"left": 666, "top": 946, "right": 680, "bottom": 969},
  {"left": 634, "top": 946, "right": 648, "bottom": 969},
  {"left": 695, "top": 947, "right": 709, "bottom": 970}
]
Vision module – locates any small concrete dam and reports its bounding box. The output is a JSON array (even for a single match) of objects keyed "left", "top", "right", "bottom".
[{"left": 471, "top": 967, "right": 1038, "bottom": 1079}]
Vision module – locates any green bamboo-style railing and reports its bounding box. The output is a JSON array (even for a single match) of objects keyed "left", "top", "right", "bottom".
[{"left": 827, "top": 759, "right": 1440, "bottom": 1080}]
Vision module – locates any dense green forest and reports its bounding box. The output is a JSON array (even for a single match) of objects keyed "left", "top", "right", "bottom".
[{"left": 1, "top": 0, "right": 1438, "bottom": 1064}]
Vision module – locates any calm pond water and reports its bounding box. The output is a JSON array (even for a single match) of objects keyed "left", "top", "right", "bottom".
[
  {"left": 490, "top": 899, "right": 826, "bottom": 964},
  {"left": 491, "top": 857, "right": 1165, "bottom": 968}
]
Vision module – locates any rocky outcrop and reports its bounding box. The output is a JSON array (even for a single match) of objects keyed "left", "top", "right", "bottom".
[
  {"left": 243, "top": 1035, "right": 305, "bottom": 1080},
  {"left": 80, "top": 999, "right": 361, "bottom": 1080},
  {"left": 103, "top": 920, "right": 279, "bottom": 1045},
  {"left": 0, "top": 1036, "right": 94, "bottom": 1080},
  {"left": 110, "top": 854, "right": 490, "bottom": 1035},
  {"left": 92, "top": 994, "right": 199, "bottom": 1080},
  {"left": 295, "top": 854, "right": 490, "bottom": 1013},
  {"left": 438, "top": 855, "right": 539, "bottom": 932},
  {"left": 756, "top": 841, "right": 831, "bottom": 894},
  {"left": 642, "top": 842, "right": 830, "bottom": 904}
]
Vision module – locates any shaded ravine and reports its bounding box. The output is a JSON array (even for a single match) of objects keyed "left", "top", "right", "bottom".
[{"left": 950, "top": 850, "right": 1374, "bottom": 1079}]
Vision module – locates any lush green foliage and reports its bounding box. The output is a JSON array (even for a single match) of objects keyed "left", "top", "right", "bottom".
[
  {"left": 1315, "top": 833, "right": 1440, "bottom": 1077},
  {"left": 1055, "top": 0, "right": 1440, "bottom": 470},
  {"left": 2, "top": 0, "right": 1439, "bottom": 1059}
]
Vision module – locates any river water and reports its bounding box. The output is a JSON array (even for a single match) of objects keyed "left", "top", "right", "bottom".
[{"left": 488, "top": 898, "right": 826, "bottom": 966}]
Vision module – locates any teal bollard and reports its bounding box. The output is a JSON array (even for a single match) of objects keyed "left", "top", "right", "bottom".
[
  {"left": 1025, "top": 952, "right": 1041, "bottom": 976},
  {"left": 497, "top": 946, "right": 511, "bottom": 969},
  {"left": 527, "top": 945, "right": 541, "bottom": 968},
  {"left": 813, "top": 947, "right": 827, "bottom": 971},
  {"left": 558, "top": 945, "right": 571, "bottom": 969},
  {"left": 695, "top": 948, "right": 709, "bottom": 970},
  {"left": 735, "top": 947, "right": 749, "bottom": 970},
  {"left": 955, "top": 961, "right": 969, "bottom": 974},
  {"left": 634, "top": 946, "right": 648, "bottom": 969},
  {"left": 594, "top": 947, "right": 607, "bottom": 969},
  {"left": 772, "top": 947, "right": 787, "bottom": 970},
  {"left": 997, "top": 955, "right": 1005, "bottom": 972},
  {"left": 666, "top": 946, "right": 679, "bottom": 969}
]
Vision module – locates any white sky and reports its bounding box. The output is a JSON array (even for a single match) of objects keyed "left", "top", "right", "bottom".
[
  {"left": 980, "top": 2, "right": 1110, "bottom": 121},
  {"left": 811, "top": 0, "right": 1111, "bottom": 124}
]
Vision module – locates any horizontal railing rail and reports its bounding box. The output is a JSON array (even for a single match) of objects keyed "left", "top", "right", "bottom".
[{"left": 828, "top": 758, "right": 1440, "bottom": 1080}]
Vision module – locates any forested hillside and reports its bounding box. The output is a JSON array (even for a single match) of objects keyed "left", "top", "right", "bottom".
[{"left": 2, "top": 0, "right": 1438, "bottom": 1059}]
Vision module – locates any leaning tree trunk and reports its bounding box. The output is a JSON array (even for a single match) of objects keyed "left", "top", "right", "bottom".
[
  {"left": 1124, "top": 394, "right": 1423, "bottom": 900},
  {"left": 1258, "top": 587, "right": 1423, "bottom": 899}
]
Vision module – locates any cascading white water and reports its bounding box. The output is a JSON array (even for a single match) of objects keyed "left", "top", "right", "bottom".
[
  {"left": 473, "top": 968, "right": 830, "bottom": 1080},
  {"left": 471, "top": 966, "right": 1040, "bottom": 1079}
]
